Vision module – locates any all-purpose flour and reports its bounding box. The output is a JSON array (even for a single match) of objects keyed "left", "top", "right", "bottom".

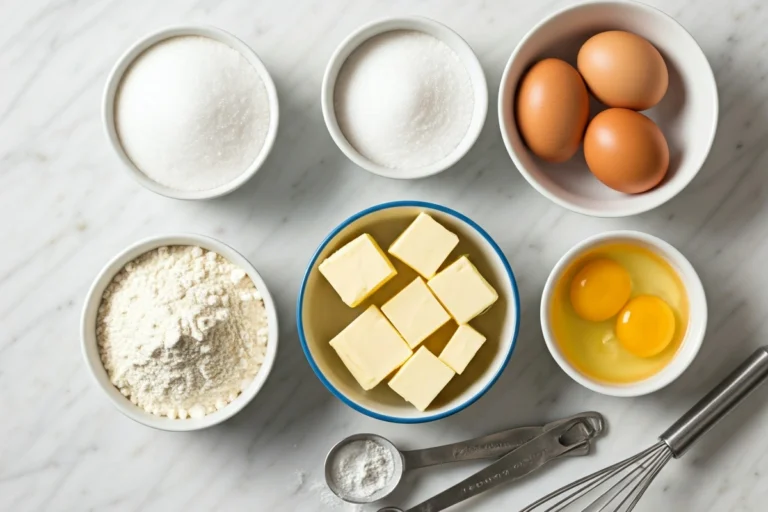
[
  {"left": 97, "top": 246, "right": 269, "bottom": 419},
  {"left": 115, "top": 36, "right": 271, "bottom": 192}
]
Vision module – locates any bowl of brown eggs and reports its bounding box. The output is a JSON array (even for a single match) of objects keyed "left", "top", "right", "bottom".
[{"left": 498, "top": 0, "right": 718, "bottom": 217}]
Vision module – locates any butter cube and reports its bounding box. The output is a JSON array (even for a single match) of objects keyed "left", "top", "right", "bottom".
[
  {"left": 439, "top": 324, "right": 486, "bottom": 374},
  {"left": 388, "top": 213, "right": 459, "bottom": 278},
  {"left": 329, "top": 305, "right": 412, "bottom": 390},
  {"left": 382, "top": 277, "right": 451, "bottom": 348},
  {"left": 319, "top": 234, "right": 397, "bottom": 307},
  {"left": 428, "top": 256, "right": 498, "bottom": 324},
  {"left": 388, "top": 346, "right": 455, "bottom": 411}
]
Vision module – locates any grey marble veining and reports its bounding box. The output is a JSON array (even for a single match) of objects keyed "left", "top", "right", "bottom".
[{"left": 2, "top": 0, "right": 768, "bottom": 510}]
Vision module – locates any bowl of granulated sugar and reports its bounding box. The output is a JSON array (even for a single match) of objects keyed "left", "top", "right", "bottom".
[
  {"left": 322, "top": 17, "right": 488, "bottom": 179},
  {"left": 103, "top": 26, "right": 279, "bottom": 200}
]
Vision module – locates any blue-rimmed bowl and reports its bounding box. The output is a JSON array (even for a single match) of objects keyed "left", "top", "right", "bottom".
[{"left": 297, "top": 201, "right": 520, "bottom": 423}]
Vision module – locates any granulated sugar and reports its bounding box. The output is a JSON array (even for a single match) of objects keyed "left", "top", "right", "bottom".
[
  {"left": 115, "top": 35, "right": 271, "bottom": 191},
  {"left": 334, "top": 29, "right": 474, "bottom": 171}
]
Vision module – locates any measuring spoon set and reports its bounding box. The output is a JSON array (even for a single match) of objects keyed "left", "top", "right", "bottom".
[{"left": 326, "top": 412, "right": 605, "bottom": 511}]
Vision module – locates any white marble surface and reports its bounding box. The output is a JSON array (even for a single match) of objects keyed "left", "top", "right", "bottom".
[{"left": 2, "top": 0, "right": 768, "bottom": 510}]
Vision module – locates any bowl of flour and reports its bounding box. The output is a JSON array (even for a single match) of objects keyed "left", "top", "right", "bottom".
[
  {"left": 322, "top": 17, "right": 488, "bottom": 179},
  {"left": 81, "top": 234, "right": 279, "bottom": 431},
  {"left": 103, "top": 26, "right": 279, "bottom": 200}
]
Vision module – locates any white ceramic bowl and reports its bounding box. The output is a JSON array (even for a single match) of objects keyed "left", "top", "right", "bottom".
[
  {"left": 102, "top": 25, "right": 280, "bottom": 200},
  {"left": 298, "top": 201, "right": 519, "bottom": 422},
  {"left": 499, "top": 0, "right": 718, "bottom": 217},
  {"left": 321, "top": 17, "right": 488, "bottom": 179},
  {"left": 81, "top": 234, "right": 279, "bottom": 431},
  {"left": 541, "top": 231, "right": 707, "bottom": 396}
]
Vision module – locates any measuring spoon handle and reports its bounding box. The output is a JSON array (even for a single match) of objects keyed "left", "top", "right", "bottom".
[
  {"left": 400, "top": 411, "right": 604, "bottom": 469},
  {"left": 404, "top": 418, "right": 595, "bottom": 512},
  {"left": 401, "top": 426, "right": 544, "bottom": 469}
]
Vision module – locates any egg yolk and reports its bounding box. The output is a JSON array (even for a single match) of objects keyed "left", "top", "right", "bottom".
[
  {"left": 616, "top": 295, "right": 675, "bottom": 358},
  {"left": 570, "top": 259, "right": 631, "bottom": 322}
]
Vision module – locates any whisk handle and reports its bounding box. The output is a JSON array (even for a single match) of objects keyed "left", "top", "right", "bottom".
[{"left": 661, "top": 346, "right": 768, "bottom": 458}]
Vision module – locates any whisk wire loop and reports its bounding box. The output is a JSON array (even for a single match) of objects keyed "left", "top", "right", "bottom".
[
  {"left": 595, "top": 443, "right": 672, "bottom": 512},
  {"left": 522, "top": 442, "right": 672, "bottom": 512},
  {"left": 622, "top": 447, "right": 672, "bottom": 512}
]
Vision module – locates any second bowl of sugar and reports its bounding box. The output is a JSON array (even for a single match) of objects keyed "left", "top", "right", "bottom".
[{"left": 322, "top": 17, "right": 488, "bottom": 179}]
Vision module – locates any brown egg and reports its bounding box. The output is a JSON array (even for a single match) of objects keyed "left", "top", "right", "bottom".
[
  {"left": 515, "top": 58, "right": 589, "bottom": 163},
  {"left": 583, "top": 108, "right": 669, "bottom": 194},
  {"left": 578, "top": 31, "right": 668, "bottom": 110}
]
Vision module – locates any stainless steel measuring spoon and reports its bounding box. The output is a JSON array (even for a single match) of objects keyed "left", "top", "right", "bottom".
[
  {"left": 378, "top": 414, "right": 604, "bottom": 512},
  {"left": 324, "top": 411, "right": 604, "bottom": 504}
]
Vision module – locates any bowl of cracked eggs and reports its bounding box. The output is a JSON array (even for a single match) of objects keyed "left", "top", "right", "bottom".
[
  {"left": 81, "top": 234, "right": 279, "bottom": 431},
  {"left": 498, "top": 0, "right": 718, "bottom": 217},
  {"left": 541, "top": 230, "right": 707, "bottom": 397}
]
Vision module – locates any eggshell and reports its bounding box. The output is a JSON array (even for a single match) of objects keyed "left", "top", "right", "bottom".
[
  {"left": 583, "top": 108, "right": 669, "bottom": 194},
  {"left": 515, "top": 58, "right": 589, "bottom": 163},
  {"left": 578, "top": 31, "right": 668, "bottom": 110}
]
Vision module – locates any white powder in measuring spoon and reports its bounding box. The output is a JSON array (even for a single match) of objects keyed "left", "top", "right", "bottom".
[
  {"left": 115, "top": 36, "right": 271, "bottom": 192},
  {"left": 330, "top": 440, "right": 396, "bottom": 500},
  {"left": 334, "top": 30, "right": 474, "bottom": 171}
]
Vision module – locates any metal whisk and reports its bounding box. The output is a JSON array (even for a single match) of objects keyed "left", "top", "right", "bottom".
[{"left": 523, "top": 346, "right": 768, "bottom": 512}]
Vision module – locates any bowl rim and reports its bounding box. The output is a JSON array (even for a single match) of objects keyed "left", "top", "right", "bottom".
[
  {"left": 102, "top": 24, "right": 280, "bottom": 200},
  {"left": 80, "top": 233, "right": 280, "bottom": 431},
  {"left": 497, "top": 0, "right": 719, "bottom": 218},
  {"left": 540, "top": 230, "right": 708, "bottom": 397},
  {"left": 321, "top": 16, "right": 489, "bottom": 180},
  {"left": 296, "top": 200, "right": 521, "bottom": 423}
]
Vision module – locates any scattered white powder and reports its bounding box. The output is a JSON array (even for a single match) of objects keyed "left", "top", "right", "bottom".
[
  {"left": 115, "top": 35, "right": 271, "bottom": 191},
  {"left": 334, "top": 29, "right": 474, "bottom": 171},
  {"left": 97, "top": 245, "right": 269, "bottom": 419},
  {"left": 309, "top": 479, "right": 363, "bottom": 511},
  {"left": 329, "top": 440, "right": 396, "bottom": 501}
]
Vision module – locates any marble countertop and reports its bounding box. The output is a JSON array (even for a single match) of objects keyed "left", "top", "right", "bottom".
[{"left": 3, "top": 0, "right": 768, "bottom": 510}]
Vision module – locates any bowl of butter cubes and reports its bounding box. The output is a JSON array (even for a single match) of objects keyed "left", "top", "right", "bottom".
[{"left": 297, "top": 200, "right": 521, "bottom": 422}]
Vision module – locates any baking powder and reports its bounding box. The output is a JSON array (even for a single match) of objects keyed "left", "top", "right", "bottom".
[
  {"left": 329, "top": 440, "right": 396, "bottom": 500},
  {"left": 97, "top": 246, "right": 269, "bottom": 419},
  {"left": 334, "top": 30, "right": 474, "bottom": 170},
  {"left": 115, "top": 35, "right": 271, "bottom": 191}
]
